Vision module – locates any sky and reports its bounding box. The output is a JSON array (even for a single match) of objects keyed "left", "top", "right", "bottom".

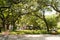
[{"left": 45, "top": 8, "right": 56, "bottom": 15}]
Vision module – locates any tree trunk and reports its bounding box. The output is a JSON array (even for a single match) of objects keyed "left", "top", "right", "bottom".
[
  {"left": 6, "top": 24, "right": 9, "bottom": 30},
  {"left": 2, "top": 19, "right": 6, "bottom": 31},
  {"left": 12, "top": 21, "right": 16, "bottom": 31},
  {"left": 43, "top": 11, "right": 50, "bottom": 33}
]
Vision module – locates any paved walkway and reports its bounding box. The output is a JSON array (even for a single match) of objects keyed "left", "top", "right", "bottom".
[
  {"left": 0, "top": 34, "right": 60, "bottom": 40},
  {"left": 24, "top": 34, "right": 60, "bottom": 40}
]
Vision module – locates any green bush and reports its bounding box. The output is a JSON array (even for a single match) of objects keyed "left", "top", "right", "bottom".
[
  {"left": 41, "top": 30, "right": 48, "bottom": 34},
  {"left": 33, "top": 30, "right": 41, "bottom": 34},
  {"left": 10, "top": 32, "right": 17, "bottom": 35},
  {"left": 9, "top": 30, "right": 48, "bottom": 35},
  {"left": 57, "top": 29, "right": 60, "bottom": 34},
  {"left": 23, "top": 30, "right": 33, "bottom": 34}
]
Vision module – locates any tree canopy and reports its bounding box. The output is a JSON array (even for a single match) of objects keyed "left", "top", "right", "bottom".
[{"left": 0, "top": 0, "right": 60, "bottom": 33}]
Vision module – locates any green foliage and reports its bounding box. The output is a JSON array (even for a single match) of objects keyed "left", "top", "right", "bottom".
[
  {"left": 0, "top": 0, "right": 60, "bottom": 33},
  {"left": 45, "top": 15, "right": 57, "bottom": 30},
  {"left": 57, "top": 29, "right": 60, "bottom": 34},
  {"left": 9, "top": 30, "right": 48, "bottom": 35}
]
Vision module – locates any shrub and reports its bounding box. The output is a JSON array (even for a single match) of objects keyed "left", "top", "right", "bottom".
[
  {"left": 10, "top": 32, "right": 17, "bottom": 35},
  {"left": 9, "top": 30, "right": 48, "bottom": 35},
  {"left": 41, "top": 30, "right": 48, "bottom": 34},
  {"left": 57, "top": 29, "right": 60, "bottom": 34}
]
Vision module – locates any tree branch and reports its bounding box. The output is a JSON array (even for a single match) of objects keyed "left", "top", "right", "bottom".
[
  {"left": 0, "top": 6, "right": 10, "bottom": 8},
  {"left": 45, "top": 4, "right": 60, "bottom": 13},
  {"left": 34, "top": 14, "right": 43, "bottom": 19}
]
